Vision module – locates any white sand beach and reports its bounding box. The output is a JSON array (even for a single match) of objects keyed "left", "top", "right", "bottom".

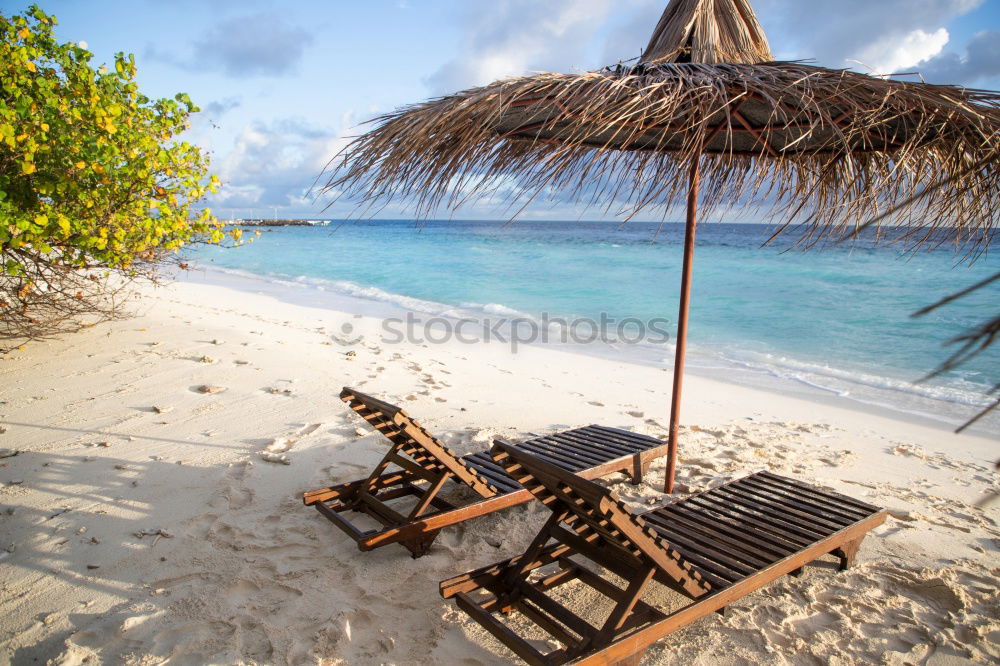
[{"left": 0, "top": 273, "right": 997, "bottom": 665}]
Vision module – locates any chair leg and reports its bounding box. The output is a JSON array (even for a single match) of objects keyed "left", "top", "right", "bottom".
[
  {"left": 833, "top": 537, "right": 864, "bottom": 571},
  {"left": 629, "top": 456, "right": 650, "bottom": 485},
  {"left": 402, "top": 530, "right": 440, "bottom": 558}
]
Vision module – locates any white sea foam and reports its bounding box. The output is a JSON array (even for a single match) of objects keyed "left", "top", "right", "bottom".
[
  {"left": 203, "top": 266, "right": 537, "bottom": 322},
  {"left": 460, "top": 302, "right": 534, "bottom": 319},
  {"left": 723, "top": 351, "right": 992, "bottom": 408}
]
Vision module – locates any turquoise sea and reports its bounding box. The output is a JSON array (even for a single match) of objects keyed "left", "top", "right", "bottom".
[{"left": 188, "top": 221, "right": 999, "bottom": 431}]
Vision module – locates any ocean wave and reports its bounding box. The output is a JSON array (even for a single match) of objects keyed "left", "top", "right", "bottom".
[
  {"left": 200, "top": 266, "right": 538, "bottom": 322},
  {"left": 460, "top": 302, "right": 534, "bottom": 318},
  {"left": 723, "top": 351, "right": 993, "bottom": 408}
]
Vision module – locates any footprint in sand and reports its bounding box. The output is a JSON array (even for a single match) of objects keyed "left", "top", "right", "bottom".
[
  {"left": 220, "top": 461, "right": 255, "bottom": 509},
  {"left": 588, "top": 401, "right": 604, "bottom": 407},
  {"left": 259, "top": 423, "right": 322, "bottom": 464}
]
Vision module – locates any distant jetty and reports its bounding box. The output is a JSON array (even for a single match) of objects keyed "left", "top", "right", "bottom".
[{"left": 226, "top": 219, "right": 331, "bottom": 227}]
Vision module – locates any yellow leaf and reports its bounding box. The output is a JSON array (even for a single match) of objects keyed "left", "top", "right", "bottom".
[
  {"left": 18, "top": 28, "right": 29, "bottom": 39},
  {"left": 75, "top": 161, "right": 85, "bottom": 169},
  {"left": 40, "top": 123, "right": 49, "bottom": 131},
  {"left": 21, "top": 161, "right": 35, "bottom": 174},
  {"left": 25, "top": 62, "right": 36, "bottom": 73}
]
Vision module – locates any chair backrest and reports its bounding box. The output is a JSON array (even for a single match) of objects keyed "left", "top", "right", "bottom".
[
  {"left": 491, "top": 439, "right": 714, "bottom": 596},
  {"left": 341, "top": 387, "right": 499, "bottom": 497}
]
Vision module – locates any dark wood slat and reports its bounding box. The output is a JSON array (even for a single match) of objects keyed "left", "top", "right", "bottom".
[
  {"left": 685, "top": 494, "right": 822, "bottom": 545},
  {"left": 465, "top": 451, "right": 520, "bottom": 479},
  {"left": 655, "top": 504, "right": 790, "bottom": 561},
  {"left": 757, "top": 471, "right": 881, "bottom": 513},
  {"left": 724, "top": 484, "right": 852, "bottom": 532},
  {"left": 528, "top": 436, "right": 610, "bottom": 466},
  {"left": 463, "top": 457, "right": 516, "bottom": 484},
  {"left": 465, "top": 470, "right": 518, "bottom": 495},
  {"left": 588, "top": 425, "right": 664, "bottom": 447},
  {"left": 580, "top": 426, "right": 659, "bottom": 451},
  {"left": 749, "top": 476, "right": 872, "bottom": 521},
  {"left": 734, "top": 477, "right": 858, "bottom": 525},
  {"left": 463, "top": 455, "right": 521, "bottom": 493},
  {"left": 652, "top": 539, "right": 741, "bottom": 586},
  {"left": 710, "top": 486, "right": 841, "bottom": 536},
  {"left": 643, "top": 518, "right": 759, "bottom": 577},
  {"left": 741, "top": 476, "right": 870, "bottom": 523},
  {"left": 668, "top": 498, "right": 805, "bottom": 553},
  {"left": 566, "top": 429, "right": 648, "bottom": 456},
  {"left": 517, "top": 442, "right": 590, "bottom": 472},
  {"left": 548, "top": 431, "right": 628, "bottom": 462},
  {"left": 546, "top": 431, "right": 639, "bottom": 458},
  {"left": 541, "top": 433, "right": 631, "bottom": 462},
  {"left": 642, "top": 510, "right": 772, "bottom": 568}
]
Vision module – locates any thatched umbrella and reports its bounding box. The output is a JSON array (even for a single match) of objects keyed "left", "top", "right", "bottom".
[{"left": 323, "top": 0, "right": 1000, "bottom": 492}]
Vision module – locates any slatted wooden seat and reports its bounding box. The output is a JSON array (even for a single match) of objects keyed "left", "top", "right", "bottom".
[
  {"left": 302, "top": 387, "right": 670, "bottom": 557},
  {"left": 440, "top": 440, "right": 887, "bottom": 665}
]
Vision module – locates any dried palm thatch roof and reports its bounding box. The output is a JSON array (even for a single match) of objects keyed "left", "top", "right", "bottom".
[
  {"left": 641, "top": 0, "right": 771, "bottom": 64},
  {"left": 324, "top": 63, "right": 999, "bottom": 250}
]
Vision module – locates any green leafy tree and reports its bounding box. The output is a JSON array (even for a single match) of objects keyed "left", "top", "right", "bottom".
[{"left": 0, "top": 5, "right": 236, "bottom": 345}]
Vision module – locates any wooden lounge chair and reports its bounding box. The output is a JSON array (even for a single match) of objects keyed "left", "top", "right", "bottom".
[
  {"left": 302, "top": 387, "right": 671, "bottom": 557},
  {"left": 440, "top": 440, "right": 887, "bottom": 665}
]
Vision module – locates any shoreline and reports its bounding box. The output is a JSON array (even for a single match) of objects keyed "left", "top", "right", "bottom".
[
  {"left": 1, "top": 272, "right": 997, "bottom": 664},
  {"left": 178, "top": 263, "right": 999, "bottom": 438}
]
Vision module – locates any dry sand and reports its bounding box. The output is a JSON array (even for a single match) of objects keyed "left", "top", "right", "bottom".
[{"left": 0, "top": 274, "right": 997, "bottom": 665}]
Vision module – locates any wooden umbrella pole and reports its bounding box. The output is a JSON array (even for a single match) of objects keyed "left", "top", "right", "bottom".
[{"left": 665, "top": 154, "right": 701, "bottom": 493}]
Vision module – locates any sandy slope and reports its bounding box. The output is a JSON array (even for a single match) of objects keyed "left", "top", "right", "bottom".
[{"left": 0, "top": 274, "right": 996, "bottom": 665}]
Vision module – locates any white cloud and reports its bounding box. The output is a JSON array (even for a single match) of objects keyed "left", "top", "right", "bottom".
[
  {"left": 758, "top": 0, "right": 981, "bottom": 65},
  {"left": 209, "top": 117, "right": 350, "bottom": 216},
  {"left": 857, "top": 27, "right": 950, "bottom": 74},
  {"left": 916, "top": 30, "right": 1000, "bottom": 85},
  {"left": 149, "top": 12, "right": 314, "bottom": 78},
  {"left": 426, "top": 0, "right": 615, "bottom": 92}
]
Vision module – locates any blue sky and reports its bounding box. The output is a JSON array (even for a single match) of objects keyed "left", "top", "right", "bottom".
[{"left": 4, "top": 0, "right": 1000, "bottom": 220}]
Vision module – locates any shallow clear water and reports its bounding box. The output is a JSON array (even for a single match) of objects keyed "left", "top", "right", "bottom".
[{"left": 188, "top": 220, "right": 999, "bottom": 428}]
